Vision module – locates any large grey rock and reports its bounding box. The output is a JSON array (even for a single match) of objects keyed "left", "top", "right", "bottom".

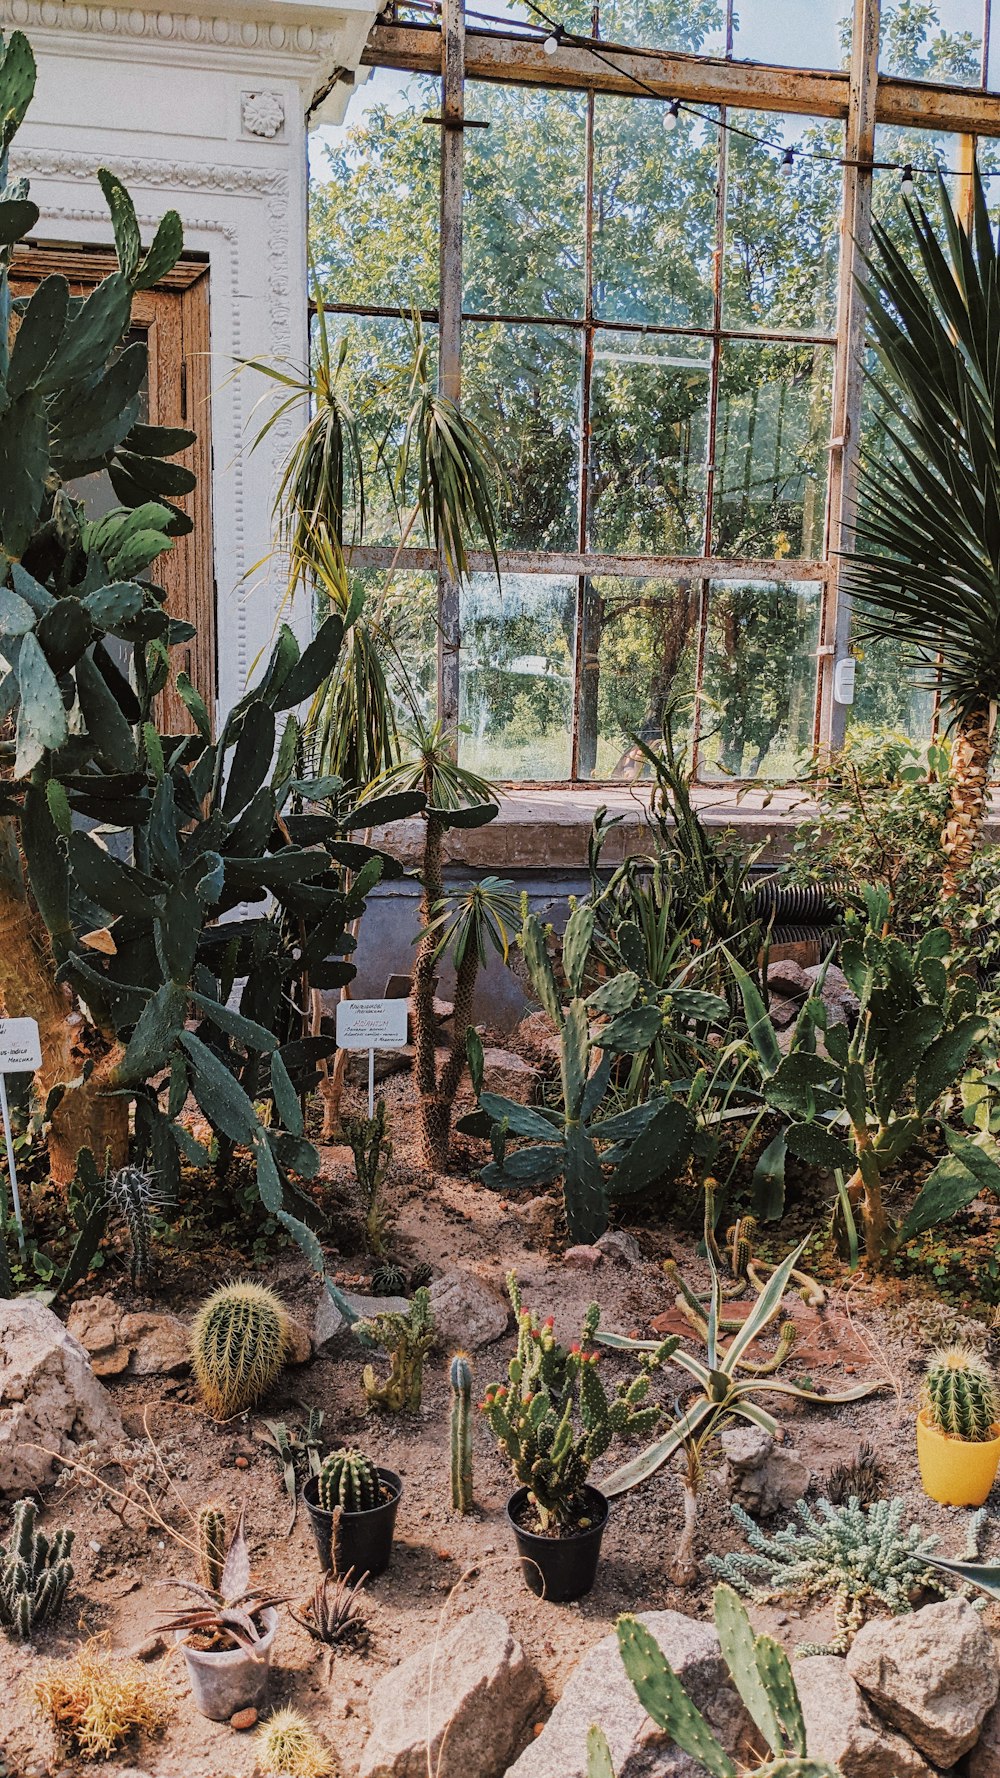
[
  {"left": 720, "top": 1424, "right": 811, "bottom": 1517},
  {"left": 846, "top": 1598, "right": 999, "bottom": 1766},
  {"left": 428, "top": 1268, "right": 509, "bottom": 1351},
  {"left": 359, "top": 1608, "right": 541, "bottom": 1778},
  {"left": 482, "top": 1048, "right": 538, "bottom": 1104},
  {"left": 767, "top": 959, "right": 812, "bottom": 1000},
  {"left": 965, "top": 1693, "right": 1000, "bottom": 1776},
  {"left": 505, "top": 1610, "right": 759, "bottom": 1778},
  {"left": 0, "top": 1298, "right": 124, "bottom": 1492},
  {"left": 794, "top": 1655, "right": 937, "bottom": 1777},
  {"left": 314, "top": 1288, "right": 410, "bottom": 1353}
]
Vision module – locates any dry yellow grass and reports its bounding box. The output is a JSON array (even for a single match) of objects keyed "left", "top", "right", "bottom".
[{"left": 31, "top": 1640, "right": 171, "bottom": 1760}]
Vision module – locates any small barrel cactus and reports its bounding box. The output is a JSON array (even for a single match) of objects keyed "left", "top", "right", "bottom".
[
  {"left": 316, "top": 1449, "right": 381, "bottom": 1515},
  {"left": 370, "top": 1263, "right": 407, "bottom": 1298},
  {"left": 197, "top": 1504, "right": 227, "bottom": 1594},
  {"left": 0, "top": 1500, "right": 75, "bottom": 1640},
  {"left": 923, "top": 1345, "right": 999, "bottom": 1442},
  {"left": 257, "top": 1706, "right": 335, "bottom": 1777},
  {"left": 409, "top": 1261, "right": 434, "bottom": 1290},
  {"left": 450, "top": 1352, "right": 474, "bottom": 1514},
  {"left": 190, "top": 1280, "right": 289, "bottom": 1420}
]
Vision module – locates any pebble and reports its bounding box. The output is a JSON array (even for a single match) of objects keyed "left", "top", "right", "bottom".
[
  {"left": 230, "top": 1707, "right": 258, "bottom": 1731},
  {"left": 234, "top": 1455, "right": 249, "bottom": 1470}
]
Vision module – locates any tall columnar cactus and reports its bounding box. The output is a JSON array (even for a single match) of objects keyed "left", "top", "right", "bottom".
[
  {"left": 316, "top": 1449, "right": 381, "bottom": 1515},
  {"left": 0, "top": 1500, "right": 75, "bottom": 1640},
  {"left": 106, "top": 1165, "right": 158, "bottom": 1286},
  {"left": 450, "top": 1352, "right": 474, "bottom": 1514},
  {"left": 608, "top": 1586, "right": 840, "bottom": 1778},
  {"left": 923, "top": 1345, "right": 999, "bottom": 1442},
  {"left": 344, "top": 1100, "right": 394, "bottom": 1258},
  {"left": 480, "top": 1274, "right": 672, "bottom": 1531},
  {"left": 355, "top": 1286, "right": 435, "bottom": 1413},
  {"left": 197, "top": 1504, "right": 227, "bottom": 1594},
  {"left": 191, "top": 1281, "right": 289, "bottom": 1420},
  {"left": 469, "top": 904, "right": 693, "bottom": 1244}
]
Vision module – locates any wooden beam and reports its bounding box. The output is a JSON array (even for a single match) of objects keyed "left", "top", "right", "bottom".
[
  {"left": 347, "top": 544, "right": 829, "bottom": 584},
  {"left": 822, "top": 0, "right": 879, "bottom": 753},
  {"left": 366, "top": 23, "right": 1000, "bottom": 139}
]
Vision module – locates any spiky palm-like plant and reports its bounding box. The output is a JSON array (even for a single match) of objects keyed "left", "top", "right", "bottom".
[
  {"left": 363, "top": 723, "right": 516, "bottom": 1169},
  {"left": 842, "top": 167, "right": 1000, "bottom": 901}
]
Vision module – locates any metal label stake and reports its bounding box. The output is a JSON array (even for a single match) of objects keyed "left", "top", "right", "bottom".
[
  {"left": 336, "top": 998, "right": 408, "bottom": 1120},
  {"left": 0, "top": 1018, "right": 42, "bottom": 1257}
]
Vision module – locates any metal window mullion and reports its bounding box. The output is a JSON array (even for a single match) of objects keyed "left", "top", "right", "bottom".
[
  {"left": 437, "top": 0, "right": 465, "bottom": 741},
  {"left": 572, "top": 83, "right": 597, "bottom": 779},
  {"left": 694, "top": 103, "right": 728, "bottom": 779}
]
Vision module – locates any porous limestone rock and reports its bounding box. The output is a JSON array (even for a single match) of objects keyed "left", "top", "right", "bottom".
[
  {"left": 794, "top": 1655, "right": 937, "bottom": 1777},
  {"left": 0, "top": 1297, "right": 124, "bottom": 1492},
  {"left": 846, "top": 1597, "right": 1000, "bottom": 1766}
]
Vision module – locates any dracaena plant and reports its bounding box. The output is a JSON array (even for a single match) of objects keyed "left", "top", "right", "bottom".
[
  {"left": 736, "top": 888, "right": 995, "bottom": 1266},
  {"left": 0, "top": 34, "right": 420, "bottom": 1290},
  {"left": 464, "top": 902, "right": 694, "bottom": 1244},
  {"left": 594, "top": 1238, "right": 884, "bottom": 1579}
]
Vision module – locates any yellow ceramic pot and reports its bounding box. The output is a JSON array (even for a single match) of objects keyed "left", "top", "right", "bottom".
[{"left": 916, "top": 1409, "right": 1000, "bottom": 1507}]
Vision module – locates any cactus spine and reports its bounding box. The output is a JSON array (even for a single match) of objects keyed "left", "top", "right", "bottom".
[
  {"left": 0, "top": 1500, "right": 74, "bottom": 1640},
  {"left": 257, "top": 1706, "right": 335, "bottom": 1778},
  {"left": 450, "top": 1353, "right": 474, "bottom": 1513},
  {"left": 197, "top": 1505, "right": 227, "bottom": 1594},
  {"left": 923, "top": 1345, "right": 999, "bottom": 1442},
  {"left": 316, "top": 1449, "right": 381, "bottom": 1515},
  {"left": 190, "top": 1280, "right": 289, "bottom": 1420},
  {"left": 614, "top": 1587, "right": 839, "bottom": 1778}
]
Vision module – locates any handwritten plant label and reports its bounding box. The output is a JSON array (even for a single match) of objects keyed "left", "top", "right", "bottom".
[
  {"left": 336, "top": 998, "right": 408, "bottom": 1052},
  {"left": 0, "top": 1018, "right": 41, "bottom": 1072}
]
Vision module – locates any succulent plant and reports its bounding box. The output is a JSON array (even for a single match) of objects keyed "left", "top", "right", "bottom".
[
  {"left": 257, "top": 1707, "right": 335, "bottom": 1778},
  {"left": 196, "top": 1504, "right": 227, "bottom": 1594},
  {"left": 191, "top": 1281, "right": 289, "bottom": 1420},
  {"left": 105, "top": 1165, "right": 159, "bottom": 1286},
  {"left": 291, "top": 1567, "right": 367, "bottom": 1648},
  {"left": 345, "top": 1100, "right": 394, "bottom": 1258},
  {"left": 923, "top": 1344, "right": 999, "bottom": 1442},
  {"left": 825, "top": 1439, "right": 888, "bottom": 1507},
  {"left": 409, "top": 1260, "right": 434, "bottom": 1290},
  {"left": 355, "top": 1286, "right": 435, "bottom": 1413},
  {"left": 157, "top": 1506, "right": 283, "bottom": 1652},
  {"left": 450, "top": 1352, "right": 474, "bottom": 1514},
  {"left": 370, "top": 1262, "right": 406, "bottom": 1298},
  {"left": 0, "top": 1499, "right": 74, "bottom": 1639},
  {"left": 316, "top": 1448, "right": 381, "bottom": 1515}
]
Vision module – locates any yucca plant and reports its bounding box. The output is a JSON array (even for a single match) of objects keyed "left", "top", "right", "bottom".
[
  {"left": 594, "top": 1238, "right": 884, "bottom": 1577},
  {"left": 842, "top": 165, "right": 1000, "bottom": 901}
]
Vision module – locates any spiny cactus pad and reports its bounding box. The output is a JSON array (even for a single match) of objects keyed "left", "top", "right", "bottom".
[{"left": 191, "top": 1280, "right": 289, "bottom": 1419}]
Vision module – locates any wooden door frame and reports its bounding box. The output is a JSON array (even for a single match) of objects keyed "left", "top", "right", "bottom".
[{"left": 11, "top": 242, "right": 215, "bottom": 735}]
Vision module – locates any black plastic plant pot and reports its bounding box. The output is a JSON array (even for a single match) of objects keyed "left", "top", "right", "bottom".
[
  {"left": 302, "top": 1468, "right": 402, "bottom": 1580},
  {"left": 506, "top": 1485, "right": 609, "bottom": 1602}
]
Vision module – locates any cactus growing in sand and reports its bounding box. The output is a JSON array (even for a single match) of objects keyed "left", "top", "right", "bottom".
[
  {"left": 450, "top": 1353, "right": 474, "bottom": 1513},
  {"left": 191, "top": 1281, "right": 289, "bottom": 1419},
  {"left": 316, "top": 1449, "right": 381, "bottom": 1516},
  {"left": 354, "top": 1287, "right": 435, "bottom": 1413},
  {"left": 196, "top": 1505, "right": 227, "bottom": 1593},
  {"left": 0, "top": 1500, "right": 74, "bottom": 1640},
  {"left": 258, "top": 1706, "right": 335, "bottom": 1777},
  {"left": 923, "top": 1345, "right": 999, "bottom": 1442}
]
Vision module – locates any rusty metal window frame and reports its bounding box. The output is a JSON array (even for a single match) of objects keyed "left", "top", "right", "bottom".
[{"left": 324, "top": 0, "right": 1000, "bottom": 784}]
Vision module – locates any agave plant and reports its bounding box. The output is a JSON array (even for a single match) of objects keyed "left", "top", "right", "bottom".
[
  {"left": 157, "top": 1509, "right": 283, "bottom": 1653},
  {"left": 594, "top": 1238, "right": 885, "bottom": 1577},
  {"left": 841, "top": 166, "right": 1000, "bottom": 901}
]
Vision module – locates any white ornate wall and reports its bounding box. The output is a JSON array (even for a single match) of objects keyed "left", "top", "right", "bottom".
[{"left": 2, "top": 0, "right": 376, "bottom": 722}]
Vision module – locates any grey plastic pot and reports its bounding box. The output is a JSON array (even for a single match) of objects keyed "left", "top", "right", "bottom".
[{"left": 176, "top": 1604, "right": 278, "bottom": 1721}]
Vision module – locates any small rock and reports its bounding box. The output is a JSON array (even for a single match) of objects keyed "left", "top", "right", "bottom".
[
  {"left": 314, "top": 1288, "right": 411, "bottom": 1353},
  {"left": 358, "top": 1607, "right": 542, "bottom": 1778},
  {"left": 794, "top": 1654, "right": 937, "bottom": 1777},
  {"left": 846, "top": 1597, "right": 1000, "bottom": 1766},
  {"left": 230, "top": 1707, "right": 258, "bottom": 1731},
  {"left": 0, "top": 1298, "right": 124, "bottom": 1493},
  {"left": 514, "top": 1010, "right": 562, "bottom": 1069},
  {"left": 284, "top": 1315, "right": 313, "bottom": 1366},
  {"left": 769, "top": 995, "right": 800, "bottom": 1030},
  {"left": 482, "top": 1048, "right": 539, "bottom": 1105},
  {"left": 720, "top": 1424, "right": 810, "bottom": 1517},
  {"left": 595, "top": 1231, "right": 641, "bottom": 1265},
  {"left": 66, "top": 1296, "right": 190, "bottom": 1378},
  {"left": 234, "top": 1455, "right": 249, "bottom": 1470},
  {"left": 767, "top": 959, "right": 812, "bottom": 999},
  {"left": 125, "top": 1634, "right": 167, "bottom": 1663},
  {"left": 507, "top": 1610, "right": 760, "bottom": 1778},
  {"left": 428, "top": 1268, "right": 509, "bottom": 1351},
  {"left": 563, "top": 1246, "right": 602, "bottom": 1271}
]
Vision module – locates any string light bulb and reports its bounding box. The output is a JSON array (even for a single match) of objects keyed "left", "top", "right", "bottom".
[
  {"left": 901, "top": 163, "right": 915, "bottom": 195},
  {"left": 779, "top": 146, "right": 794, "bottom": 176},
  {"left": 543, "top": 26, "right": 562, "bottom": 52},
  {"left": 663, "top": 99, "right": 680, "bottom": 130}
]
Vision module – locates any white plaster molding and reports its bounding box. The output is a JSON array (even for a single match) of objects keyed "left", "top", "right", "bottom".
[
  {"left": 241, "top": 91, "right": 286, "bottom": 138},
  {"left": 15, "top": 147, "right": 286, "bottom": 195},
  {"left": 6, "top": 0, "right": 347, "bottom": 55}
]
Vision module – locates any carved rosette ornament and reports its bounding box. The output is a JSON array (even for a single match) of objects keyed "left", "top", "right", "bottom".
[{"left": 241, "top": 91, "right": 285, "bottom": 138}]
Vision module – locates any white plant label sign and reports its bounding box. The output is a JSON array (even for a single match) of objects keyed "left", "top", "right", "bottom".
[
  {"left": 0, "top": 1017, "right": 40, "bottom": 1256},
  {"left": 336, "top": 998, "right": 409, "bottom": 1116}
]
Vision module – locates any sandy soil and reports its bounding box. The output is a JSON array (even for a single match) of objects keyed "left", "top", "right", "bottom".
[{"left": 2, "top": 1063, "right": 998, "bottom": 1777}]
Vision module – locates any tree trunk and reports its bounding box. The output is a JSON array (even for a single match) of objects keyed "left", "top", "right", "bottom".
[
  {"left": 438, "top": 942, "right": 478, "bottom": 1109},
  {"left": 942, "top": 699, "right": 995, "bottom": 901},
  {"left": 413, "top": 813, "right": 445, "bottom": 1166},
  {"left": 417, "top": 1091, "right": 452, "bottom": 1173}
]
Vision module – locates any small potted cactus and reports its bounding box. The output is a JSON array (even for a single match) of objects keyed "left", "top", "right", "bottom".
[
  {"left": 481, "top": 1275, "right": 666, "bottom": 1602},
  {"left": 917, "top": 1344, "right": 1000, "bottom": 1506},
  {"left": 302, "top": 1448, "right": 402, "bottom": 1580},
  {"left": 157, "top": 1506, "right": 283, "bottom": 1721}
]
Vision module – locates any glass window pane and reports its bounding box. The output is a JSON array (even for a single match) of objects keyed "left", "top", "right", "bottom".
[
  {"left": 847, "top": 631, "right": 937, "bottom": 743},
  {"left": 723, "top": 116, "right": 843, "bottom": 334},
  {"left": 592, "top": 96, "right": 718, "bottom": 329},
  {"left": 872, "top": 127, "right": 964, "bottom": 254},
  {"left": 310, "top": 72, "right": 441, "bottom": 310},
  {"left": 879, "top": 0, "right": 984, "bottom": 84},
  {"left": 732, "top": 0, "right": 848, "bottom": 68},
  {"left": 464, "top": 84, "right": 586, "bottom": 319},
  {"left": 324, "top": 314, "right": 438, "bottom": 548},
  {"left": 463, "top": 323, "right": 582, "bottom": 550},
  {"left": 459, "top": 573, "right": 577, "bottom": 780},
  {"left": 576, "top": 575, "right": 698, "bottom": 779},
  {"left": 307, "top": 568, "right": 439, "bottom": 774},
  {"left": 713, "top": 341, "right": 832, "bottom": 559},
  {"left": 698, "top": 578, "right": 821, "bottom": 778},
  {"left": 591, "top": 0, "right": 726, "bottom": 56},
  {"left": 588, "top": 331, "right": 711, "bottom": 554}
]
